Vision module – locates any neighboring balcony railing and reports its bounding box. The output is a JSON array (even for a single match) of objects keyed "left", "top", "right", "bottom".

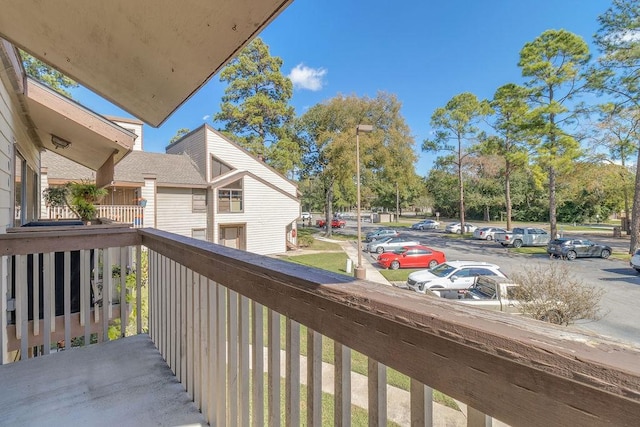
[
  {"left": 43, "top": 205, "right": 144, "bottom": 227},
  {"left": 0, "top": 227, "right": 638, "bottom": 426}
]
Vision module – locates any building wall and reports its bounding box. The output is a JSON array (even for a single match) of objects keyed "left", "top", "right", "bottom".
[
  {"left": 205, "top": 128, "right": 297, "bottom": 198},
  {"left": 111, "top": 119, "right": 143, "bottom": 151},
  {"left": 214, "top": 174, "right": 299, "bottom": 255},
  {"left": 141, "top": 177, "right": 156, "bottom": 228},
  {"left": 156, "top": 187, "right": 207, "bottom": 239},
  {"left": 165, "top": 128, "right": 207, "bottom": 177}
]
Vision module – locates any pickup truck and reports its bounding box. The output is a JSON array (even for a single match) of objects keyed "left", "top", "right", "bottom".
[
  {"left": 494, "top": 227, "right": 550, "bottom": 248},
  {"left": 316, "top": 218, "right": 346, "bottom": 228},
  {"left": 453, "top": 275, "right": 521, "bottom": 313}
]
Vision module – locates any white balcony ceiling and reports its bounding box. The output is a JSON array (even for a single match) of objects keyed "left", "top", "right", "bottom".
[{"left": 0, "top": 0, "right": 293, "bottom": 127}]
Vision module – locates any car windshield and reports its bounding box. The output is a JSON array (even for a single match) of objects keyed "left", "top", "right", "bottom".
[{"left": 429, "top": 263, "right": 457, "bottom": 277}]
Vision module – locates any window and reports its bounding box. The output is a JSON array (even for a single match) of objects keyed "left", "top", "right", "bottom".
[
  {"left": 192, "top": 189, "right": 207, "bottom": 213},
  {"left": 211, "top": 155, "right": 234, "bottom": 179},
  {"left": 192, "top": 228, "right": 207, "bottom": 240},
  {"left": 218, "top": 179, "right": 243, "bottom": 213}
]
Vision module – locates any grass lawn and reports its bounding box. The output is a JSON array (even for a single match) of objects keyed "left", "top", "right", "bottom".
[
  {"left": 284, "top": 252, "right": 351, "bottom": 276},
  {"left": 379, "top": 268, "right": 418, "bottom": 282}
]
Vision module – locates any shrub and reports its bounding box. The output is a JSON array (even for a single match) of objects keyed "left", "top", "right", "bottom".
[{"left": 510, "top": 263, "right": 604, "bottom": 326}]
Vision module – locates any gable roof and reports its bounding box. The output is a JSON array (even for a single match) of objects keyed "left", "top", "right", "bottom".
[
  {"left": 0, "top": 1, "right": 294, "bottom": 126},
  {"left": 43, "top": 150, "right": 207, "bottom": 188}
]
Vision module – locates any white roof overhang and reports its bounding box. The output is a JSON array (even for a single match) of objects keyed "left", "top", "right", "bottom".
[{"left": 0, "top": 0, "right": 293, "bottom": 127}]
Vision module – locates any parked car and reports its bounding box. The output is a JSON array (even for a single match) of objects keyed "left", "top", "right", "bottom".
[
  {"left": 316, "top": 218, "right": 346, "bottom": 228},
  {"left": 445, "top": 222, "right": 477, "bottom": 234},
  {"left": 631, "top": 249, "right": 640, "bottom": 273},
  {"left": 365, "top": 228, "right": 399, "bottom": 242},
  {"left": 377, "top": 245, "right": 446, "bottom": 270},
  {"left": 301, "top": 212, "right": 312, "bottom": 221},
  {"left": 411, "top": 219, "right": 440, "bottom": 230},
  {"left": 472, "top": 226, "right": 507, "bottom": 241},
  {"left": 495, "top": 227, "right": 550, "bottom": 248},
  {"left": 406, "top": 261, "right": 507, "bottom": 298},
  {"left": 366, "top": 236, "right": 420, "bottom": 254},
  {"left": 546, "top": 238, "right": 612, "bottom": 260}
]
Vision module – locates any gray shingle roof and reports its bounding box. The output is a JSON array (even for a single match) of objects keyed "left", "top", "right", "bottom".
[{"left": 42, "top": 150, "right": 206, "bottom": 187}]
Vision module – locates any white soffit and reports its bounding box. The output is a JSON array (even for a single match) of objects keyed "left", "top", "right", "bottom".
[
  {"left": 26, "top": 79, "right": 135, "bottom": 170},
  {"left": 0, "top": 0, "right": 294, "bottom": 127}
]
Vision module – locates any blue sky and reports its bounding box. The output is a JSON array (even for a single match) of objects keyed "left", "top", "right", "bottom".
[{"left": 71, "top": 0, "right": 610, "bottom": 176}]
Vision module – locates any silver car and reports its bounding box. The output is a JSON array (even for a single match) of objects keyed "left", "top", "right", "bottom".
[
  {"left": 411, "top": 219, "right": 440, "bottom": 230},
  {"left": 367, "top": 236, "right": 420, "bottom": 254},
  {"left": 472, "top": 227, "right": 507, "bottom": 241},
  {"left": 445, "top": 222, "right": 477, "bottom": 234}
]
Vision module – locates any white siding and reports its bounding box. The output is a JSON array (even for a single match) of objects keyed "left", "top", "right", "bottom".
[
  {"left": 165, "top": 128, "right": 207, "bottom": 177},
  {"left": 206, "top": 129, "right": 297, "bottom": 198},
  {"left": 156, "top": 187, "right": 207, "bottom": 239},
  {"left": 112, "top": 120, "right": 143, "bottom": 151},
  {"left": 215, "top": 175, "right": 299, "bottom": 255},
  {"left": 141, "top": 178, "right": 156, "bottom": 228}
]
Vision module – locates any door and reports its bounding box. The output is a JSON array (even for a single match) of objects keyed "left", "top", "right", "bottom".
[{"left": 219, "top": 225, "right": 246, "bottom": 250}]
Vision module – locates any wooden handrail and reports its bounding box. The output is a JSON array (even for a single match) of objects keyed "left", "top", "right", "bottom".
[{"left": 139, "top": 228, "right": 640, "bottom": 427}]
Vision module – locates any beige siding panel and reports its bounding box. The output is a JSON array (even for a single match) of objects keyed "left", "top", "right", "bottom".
[
  {"left": 206, "top": 131, "right": 297, "bottom": 197},
  {"left": 165, "top": 128, "right": 207, "bottom": 177},
  {"left": 156, "top": 187, "right": 207, "bottom": 239},
  {"left": 141, "top": 179, "right": 156, "bottom": 229},
  {"left": 216, "top": 175, "right": 298, "bottom": 255}
]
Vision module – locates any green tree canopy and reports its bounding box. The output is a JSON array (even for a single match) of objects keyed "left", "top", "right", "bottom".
[
  {"left": 518, "top": 29, "right": 590, "bottom": 238},
  {"left": 19, "top": 50, "right": 78, "bottom": 97},
  {"left": 213, "top": 38, "right": 299, "bottom": 176}
]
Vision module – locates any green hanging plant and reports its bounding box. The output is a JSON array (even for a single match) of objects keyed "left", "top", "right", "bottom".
[{"left": 43, "top": 180, "right": 107, "bottom": 222}]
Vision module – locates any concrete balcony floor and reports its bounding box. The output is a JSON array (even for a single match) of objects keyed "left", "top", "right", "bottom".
[{"left": 0, "top": 335, "right": 206, "bottom": 426}]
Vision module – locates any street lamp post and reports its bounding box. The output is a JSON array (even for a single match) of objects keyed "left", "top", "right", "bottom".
[{"left": 355, "top": 124, "right": 373, "bottom": 279}]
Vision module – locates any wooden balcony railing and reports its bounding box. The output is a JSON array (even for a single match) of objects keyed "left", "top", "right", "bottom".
[
  {"left": 43, "top": 205, "right": 144, "bottom": 227},
  {"left": 1, "top": 227, "right": 639, "bottom": 426}
]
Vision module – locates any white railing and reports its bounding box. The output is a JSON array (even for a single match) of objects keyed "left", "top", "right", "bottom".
[{"left": 44, "top": 205, "right": 144, "bottom": 227}]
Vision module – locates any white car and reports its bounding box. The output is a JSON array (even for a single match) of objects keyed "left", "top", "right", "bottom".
[
  {"left": 411, "top": 219, "right": 440, "bottom": 230},
  {"left": 301, "top": 212, "right": 312, "bottom": 221},
  {"left": 366, "top": 236, "right": 420, "bottom": 254},
  {"left": 406, "top": 261, "right": 507, "bottom": 298},
  {"left": 630, "top": 249, "right": 640, "bottom": 273},
  {"left": 472, "top": 227, "right": 507, "bottom": 241},
  {"left": 445, "top": 222, "right": 478, "bottom": 234}
]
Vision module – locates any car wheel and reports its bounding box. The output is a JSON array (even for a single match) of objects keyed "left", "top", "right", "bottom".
[
  {"left": 500, "top": 243, "right": 507, "bottom": 247},
  {"left": 635, "top": 268, "right": 640, "bottom": 274},
  {"left": 376, "top": 247, "right": 384, "bottom": 254},
  {"left": 486, "top": 235, "right": 493, "bottom": 241},
  {"left": 428, "top": 260, "right": 438, "bottom": 269},
  {"left": 340, "top": 224, "right": 345, "bottom": 228},
  {"left": 600, "top": 249, "right": 611, "bottom": 259},
  {"left": 566, "top": 250, "right": 577, "bottom": 261},
  {"left": 456, "top": 229, "right": 461, "bottom": 234},
  {"left": 512, "top": 239, "right": 523, "bottom": 248},
  {"left": 390, "top": 260, "right": 400, "bottom": 270},
  {"left": 418, "top": 226, "right": 424, "bottom": 231}
]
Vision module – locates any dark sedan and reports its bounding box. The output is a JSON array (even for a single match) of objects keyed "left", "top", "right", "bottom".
[{"left": 546, "top": 238, "right": 612, "bottom": 260}]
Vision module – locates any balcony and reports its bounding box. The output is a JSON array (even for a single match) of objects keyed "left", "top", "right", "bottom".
[{"left": 0, "top": 226, "right": 638, "bottom": 426}]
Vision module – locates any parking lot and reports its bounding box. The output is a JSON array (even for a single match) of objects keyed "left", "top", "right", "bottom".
[{"left": 342, "top": 221, "right": 640, "bottom": 346}]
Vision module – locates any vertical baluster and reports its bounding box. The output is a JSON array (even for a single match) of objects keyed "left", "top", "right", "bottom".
[
  {"left": 286, "top": 319, "right": 300, "bottom": 427},
  {"left": 136, "top": 246, "right": 142, "bottom": 334},
  {"left": 307, "top": 329, "right": 322, "bottom": 427},
  {"left": 180, "top": 264, "right": 187, "bottom": 385},
  {"left": 64, "top": 251, "right": 71, "bottom": 351},
  {"left": 33, "top": 254, "right": 39, "bottom": 338},
  {"left": 467, "top": 407, "right": 492, "bottom": 427},
  {"left": 170, "top": 260, "right": 176, "bottom": 376},
  {"left": 93, "top": 249, "right": 100, "bottom": 332},
  {"left": 252, "top": 301, "right": 264, "bottom": 427},
  {"left": 42, "top": 253, "right": 51, "bottom": 355},
  {"left": 107, "top": 248, "right": 114, "bottom": 320},
  {"left": 15, "top": 255, "right": 22, "bottom": 341},
  {"left": 334, "top": 343, "right": 351, "bottom": 427},
  {"left": 410, "top": 380, "right": 433, "bottom": 427},
  {"left": 120, "top": 247, "right": 127, "bottom": 337},
  {"left": 102, "top": 248, "right": 111, "bottom": 342},
  {"left": 82, "top": 250, "right": 91, "bottom": 345},
  {"left": 207, "top": 279, "right": 217, "bottom": 424},
  {"left": 193, "top": 272, "right": 203, "bottom": 412},
  {"left": 17, "top": 255, "right": 28, "bottom": 360},
  {"left": 216, "top": 283, "right": 227, "bottom": 426},
  {"left": 49, "top": 252, "right": 55, "bottom": 335},
  {"left": 187, "top": 268, "right": 195, "bottom": 400},
  {"left": 238, "top": 295, "right": 250, "bottom": 427},
  {"left": 268, "top": 309, "right": 281, "bottom": 427},
  {"left": 368, "top": 359, "right": 387, "bottom": 426},
  {"left": 199, "top": 274, "right": 209, "bottom": 420},
  {"left": 228, "top": 289, "right": 239, "bottom": 425}
]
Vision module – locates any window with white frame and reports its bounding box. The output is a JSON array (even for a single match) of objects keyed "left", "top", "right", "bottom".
[{"left": 218, "top": 179, "right": 243, "bottom": 213}]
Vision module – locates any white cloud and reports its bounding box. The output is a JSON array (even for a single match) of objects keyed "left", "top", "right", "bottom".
[
  {"left": 202, "top": 114, "right": 210, "bottom": 121},
  {"left": 288, "top": 64, "right": 327, "bottom": 91}
]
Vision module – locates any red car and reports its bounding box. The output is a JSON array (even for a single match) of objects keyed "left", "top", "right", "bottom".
[
  {"left": 316, "top": 218, "right": 346, "bottom": 228},
  {"left": 377, "top": 245, "right": 446, "bottom": 270}
]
